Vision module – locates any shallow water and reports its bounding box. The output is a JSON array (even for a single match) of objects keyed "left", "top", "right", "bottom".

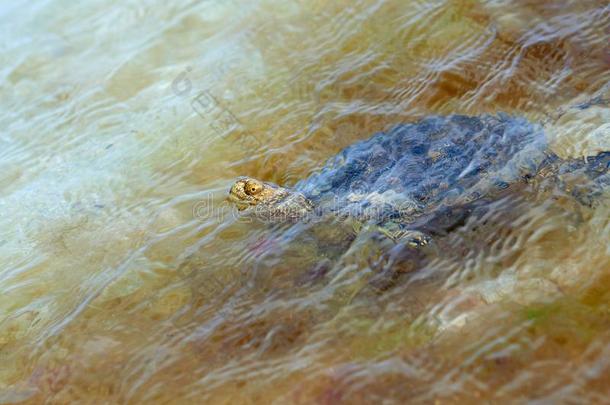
[{"left": 1, "top": 0, "right": 609, "bottom": 403}]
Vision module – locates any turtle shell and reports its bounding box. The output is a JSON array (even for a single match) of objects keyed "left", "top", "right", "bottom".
[{"left": 296, "top": 114, "right": 554, "bottom": 223}]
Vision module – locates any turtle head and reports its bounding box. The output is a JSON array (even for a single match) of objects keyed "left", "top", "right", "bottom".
[
  {"left": 228, "top": 177, "right": 314, "bottom": 219},
  {"left": 228, "top": 177, "right": 286, "bottom": 210}
]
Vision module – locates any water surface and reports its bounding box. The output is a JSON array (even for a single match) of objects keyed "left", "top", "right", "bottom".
[{"left": 1, "top": 0, "right": 609, "bottom": 403}]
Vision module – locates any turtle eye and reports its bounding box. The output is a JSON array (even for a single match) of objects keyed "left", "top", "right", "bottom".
[{"left": 244, "top": 180, "right": 263, "bottom": 196}]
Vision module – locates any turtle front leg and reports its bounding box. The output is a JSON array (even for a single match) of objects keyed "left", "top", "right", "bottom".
[
  {"left": 367, "top": 224, "right": 432, "bottom": 291},
  {"left": 330, "top": 221, "right": 431, "bottom": 296}
]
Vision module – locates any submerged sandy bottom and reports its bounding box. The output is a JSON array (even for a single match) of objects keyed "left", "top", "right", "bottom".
[{"left": 1, "top": 0, "right": 609, "bottom": 403}]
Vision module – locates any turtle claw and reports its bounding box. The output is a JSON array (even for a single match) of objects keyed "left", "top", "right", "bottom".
[
  {"left": 394, "top": 230, "right": 431, "bottom": 247},
  {"left": 376, "top": 226, "right": 431, "bottom": 247}
]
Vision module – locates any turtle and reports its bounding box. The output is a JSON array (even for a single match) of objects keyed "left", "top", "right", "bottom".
[{"left": 228, "top": 111, "right": 609, "bottom": 249}]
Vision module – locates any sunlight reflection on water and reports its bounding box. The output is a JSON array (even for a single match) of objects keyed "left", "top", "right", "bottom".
[{"left": 0, "top": 0, "right": 609, "bottom": 403}]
